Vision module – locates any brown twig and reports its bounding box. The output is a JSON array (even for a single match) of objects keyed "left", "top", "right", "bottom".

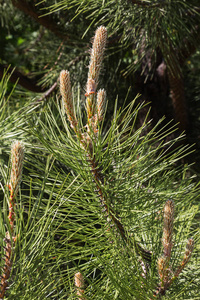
[
  {"left": 35, "top": 81, "right": 58, "bottom": 103},
  {"left": 0, "top": 64, "right": 45, "bottom": 93},
  {"left": 34, "top": 51, "right": 88, "bottom": 104}
]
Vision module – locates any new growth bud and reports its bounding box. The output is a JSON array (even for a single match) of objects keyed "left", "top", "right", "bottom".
[
  {"left": 174, "top": 238, "right": 194, "bottom": 278},
  {"left": 97, "top": 89, "right": 106, "bottom": 122},
  {"left": 60, "top": 70, "right": 78, "bottom": 130},
  {"left": 158, "top": 256, "right": 166, "bottom": 281},
  {"left": 75, "top": 272, "right": 85, "bottom": 300},
  {"left": 163, "top": 200, "right": 174, "bottom": 259},
  {"left": 9, "top": 140, "right": 24, "bottom": 196},
  {"left": 157, "top": 200, "right": 194, "bottom": 295},
  {"left": 86, "top": 26, "right": 107, "bottom": 95},
  {"left": 157, "top": 200, "right": 175, "bottom": 290},
  {"left": 8, "top": 140, "right": 24, "bottom": 232},
  {"left": 86, "top": 26, "right": 107, "bottom": 121}
]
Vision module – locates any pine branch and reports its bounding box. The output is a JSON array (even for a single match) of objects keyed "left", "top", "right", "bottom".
[
  {"left": 0, "top": 141, "right": 24, "bottom": 299},
  {"left": 59, "top": 26, "right": 152, "bottom": 264}
]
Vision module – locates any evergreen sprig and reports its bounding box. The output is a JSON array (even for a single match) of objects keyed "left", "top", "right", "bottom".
[
  {"left": 0, "top": 26, "right": 199, "bottom": 299},
  {"left": 27, "top": 26, "right": 198, "bottom": 299}
]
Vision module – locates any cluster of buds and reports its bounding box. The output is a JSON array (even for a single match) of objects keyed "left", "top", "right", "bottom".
[
  {"left": 60, "top": 26, "right": 107, "bottom": 152},
  {"left": 157, "top": 200, "right": 194, "bottom": 295},
  {"left": 60, "top": 27, "right": 195, "bottom": 298}
]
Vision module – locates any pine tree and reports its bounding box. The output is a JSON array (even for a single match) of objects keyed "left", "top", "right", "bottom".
[{"left": 0, "top": 25, "right": 199, "bottom": 299}]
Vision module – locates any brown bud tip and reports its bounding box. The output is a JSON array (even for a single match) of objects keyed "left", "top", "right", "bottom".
[
  {"left": 158, "top": 257, "right": 165, "bottom": 275},
  {"left": 184, "top": 238, "right": 194, "bottom": 261},
  {"left": 60, "top": 70, "right": 77, "bottom": 128},
  {"left": 75, "top": 272, "right": 84, "bottom": 288},
  {"left": 88, "top": 26, "right": 107, "bottom": 84},
  {"left": 85, "top": 78, "right": 97, "bottom": 96},
  {"left": 9, "top": 140, "right": 24, "bottom": 194},
  {"left": 174, "top": 238, "right": 194, "bottom": 278},
  {"left": 162, "top": 200, "right": 174, "bottom": 258},
  {"left": 97, "top": 88, "right": 106, "bottom": 122},
  {"left": 75, "top": 272, "right": 85, "bottom": 299}
]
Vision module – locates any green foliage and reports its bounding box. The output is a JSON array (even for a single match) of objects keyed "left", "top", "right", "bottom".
[
  {"left": 27, "top": 98, "right": 199, "bottom": 299},
  {"left": 1, "top": 66, "right": 199, "bottom": 299},
  {"left": 0, "top": 69, "right": 31, "bottom": 157},
  {"left": 0, "top": 9, "right": 200, "bottom": 299}
]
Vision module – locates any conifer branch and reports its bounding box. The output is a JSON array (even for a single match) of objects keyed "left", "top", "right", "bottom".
[
  {"left": 87, "top": 147, "right": 152, "bottom": 263},
  {"left": 0, "top": 141, "right": 24, "bottom": 299},
  {"left": 60, "top": 26, "right": 152, "bottom": 264}
]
